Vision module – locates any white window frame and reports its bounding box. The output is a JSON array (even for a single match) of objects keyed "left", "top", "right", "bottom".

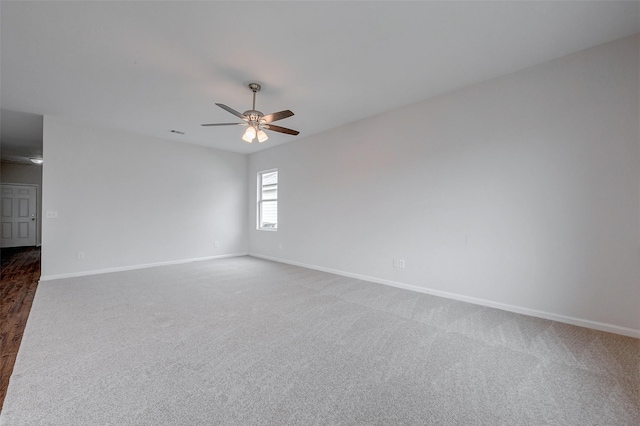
[{"left": 257, "top": 168, "right": 278, "bottom": 231}]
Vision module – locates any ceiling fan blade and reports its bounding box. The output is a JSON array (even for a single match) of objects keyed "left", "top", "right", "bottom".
[
  {"left": 215, "top": 103, "right": 247, "bottom": 120},
  {"left": 201, "top": 123, "right": 245, "bottom": 126},
  {"left": 262, "top": 110, "right": 294, "bottom": 123},
  {"left": 264, "top": 124, "right": 300, "bottom": 136}
]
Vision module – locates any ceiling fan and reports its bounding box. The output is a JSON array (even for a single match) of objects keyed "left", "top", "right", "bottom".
[{"left": 202, "top": 83, "right": 299, "bottom": 143}]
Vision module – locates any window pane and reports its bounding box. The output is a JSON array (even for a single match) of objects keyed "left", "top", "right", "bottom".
[
  {"left": 260, "top": 200, "right": 277, "bottom": 228},
  {"left": 258, "top": 170, "right": 278, "bottom": 230},
  {"left": 261, "top": 171, "right": 277, "bottom": 185},
  {"left": 261, "top": 185, "right": 277, "bottom": 201}
]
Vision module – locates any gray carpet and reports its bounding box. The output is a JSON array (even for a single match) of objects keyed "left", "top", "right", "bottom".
[{"left": 1, "top": 256, "right": 638, "bottom": 425}]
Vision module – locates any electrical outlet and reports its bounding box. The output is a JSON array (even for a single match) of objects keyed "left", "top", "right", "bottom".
[
  {"left": 77, "top": 251, "right": 85, "bottom": 260},
  {"left": 393, "top": 259, "right": 406, "bottom": 269},
  {"left": 214, "top": 241, "right": 219, "bottom": 248}
]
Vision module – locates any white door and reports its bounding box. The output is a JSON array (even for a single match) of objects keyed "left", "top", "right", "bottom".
[{"left": 1, "top": 184, "right": 37, "bottom": 248}]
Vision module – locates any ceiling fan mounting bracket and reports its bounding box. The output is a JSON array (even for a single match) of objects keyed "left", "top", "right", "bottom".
[{"left": 248, "top": 83, "right": 261, "bottom": 93}]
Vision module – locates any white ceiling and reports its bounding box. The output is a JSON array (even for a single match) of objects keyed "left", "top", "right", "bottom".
[{"left": 1, "top": 1, "right": 639, "bottom": 155}]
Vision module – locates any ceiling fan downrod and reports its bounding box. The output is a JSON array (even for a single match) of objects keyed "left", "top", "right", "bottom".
[{"left": 248, "top": 83, "right": 261, "bottom": 111}]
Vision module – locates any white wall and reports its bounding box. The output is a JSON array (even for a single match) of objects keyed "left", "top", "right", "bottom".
[
  {"left": 1, "top": 162, "right": 43, "bottom": 246},
  {"left": 248, "top": 35, "right": 640, "bottom": 335},
  {"left": 42, "top": 116, "right": 247, "bottom": 278}
]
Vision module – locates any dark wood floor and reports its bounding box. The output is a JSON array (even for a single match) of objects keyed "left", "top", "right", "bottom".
[{"left": 0, "top": 246, "right": 41, "bottom": 413}]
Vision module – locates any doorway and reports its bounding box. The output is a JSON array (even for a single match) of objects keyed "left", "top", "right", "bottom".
[{"left": 0, "top": 109, "right": 44, "bottom": 413}]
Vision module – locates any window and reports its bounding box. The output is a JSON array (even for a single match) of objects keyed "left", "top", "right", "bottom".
[{"left": 258, "top": 169, "right": 277, "bottom": 230}]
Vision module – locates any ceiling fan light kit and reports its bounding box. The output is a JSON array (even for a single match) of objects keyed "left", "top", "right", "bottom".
[
  {"left": 257, "top": 129, "right": 268, "bottom": 143},
  {"left": 202, "top": 82, "right": 300, "bottom": 144},
  {"left": 243, "top": 125, "right": 256, "bottom": 142}
]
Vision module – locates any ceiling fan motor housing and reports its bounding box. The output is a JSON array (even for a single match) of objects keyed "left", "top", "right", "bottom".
[
  {"left": 243, "top": 110, "right": 266, "bottom": 129},
  {"left": 243, "top": 110, "right": 264, "bottom": 121},
  {"left": 243, "top": 109, "right": 266, "bottom": 128}
]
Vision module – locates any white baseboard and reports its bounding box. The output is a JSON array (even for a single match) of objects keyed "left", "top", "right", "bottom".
[
  {"left": 250, "top": 253, "right": 640, "bottom": 339},
  {"left": 39, "top": 252, "right": 248, "bottom": 281}
]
